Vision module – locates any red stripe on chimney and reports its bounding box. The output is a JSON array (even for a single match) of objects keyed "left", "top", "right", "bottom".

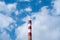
[
  {"left": 28, "top": 26, "right": 32, "bottom": 29},
  {"left": 28, "top": 20, "right": 32, "bottom": 24},
  {"left": 28, "top": 32, "right": 32, "bottom": 36}
]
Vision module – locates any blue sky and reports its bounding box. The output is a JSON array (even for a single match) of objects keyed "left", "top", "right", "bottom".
[{"left": 0, "top": 0, "right": 60, "bottom": 40}]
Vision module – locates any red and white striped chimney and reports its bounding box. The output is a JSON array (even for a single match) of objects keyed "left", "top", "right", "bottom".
[{"left": 28, "top": 19, "right": 32, "bottom": 40}]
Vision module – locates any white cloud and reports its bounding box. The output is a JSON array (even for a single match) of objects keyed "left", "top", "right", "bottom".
[
  {"left": 0, "top": 1, "right": 9, "bottom": 14},
  {"left": 16, "top": 23, "right": 28, "bottom": 40},
  {"left": 1, "top": 0, "right": 60, "bottom": 40},
  {"left": 0, "top": 31, "right": 11, "bottom": 40},
  {"left": 24, "top": 7, "right": 32, "bottom": 12},
  {"left": 0, "top": 1, "right": 17, "bottom": 16},
  {"left": 7, "top": 3, "right": 16, "bottom": 12},
  {"left": 0, "top": 13, "right": 15, "bottom": 40},
  {"left": 0, "top": 14, "right": 15, "bottom": 32},
  {"left": 15, "top": 10, "right": 19, "bottom": 15},
  {"left": 51, "top": 0, "right": 60, "bottom": 16},
  {"left": 7, "top": 3, "right": 17, "bottom": 15},
  {"left": 40, "top": 6, "right": 50, "bottom": 15},
  {"left": 0, "top": 1, "right": 17, "bottom": 40},
  {"left": 15, "top": 9, "right": 24, "bottom": 15},
  {"left": 16, "top": 5, "right": 60, "bottom": 40},
  {"left": 31, "top": 13, "right": 60, "bottom": 40}
]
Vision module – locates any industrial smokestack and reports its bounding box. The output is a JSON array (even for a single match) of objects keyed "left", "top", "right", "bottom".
[{"left": 28, "top": 20, "right": 32, "bottom": 40}]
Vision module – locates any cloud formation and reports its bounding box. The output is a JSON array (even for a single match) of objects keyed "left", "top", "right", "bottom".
[
  {"left": 51, "top": 0, "right": 60, "bottom": 16},
  {"left": 1, "top": 0, "right": 60, "bottom": 40},
  {"left": 16, "top": 0, "right": 60, "bottom": 40},
  {"left": 0, "top": 1, "right": 17, "bottom": 16},
  {"left": 0, "top": 1, "right": 16, "bottom": 40},
  {"left": 0, "top": 1, "right": 8, "bottom": 14}
]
